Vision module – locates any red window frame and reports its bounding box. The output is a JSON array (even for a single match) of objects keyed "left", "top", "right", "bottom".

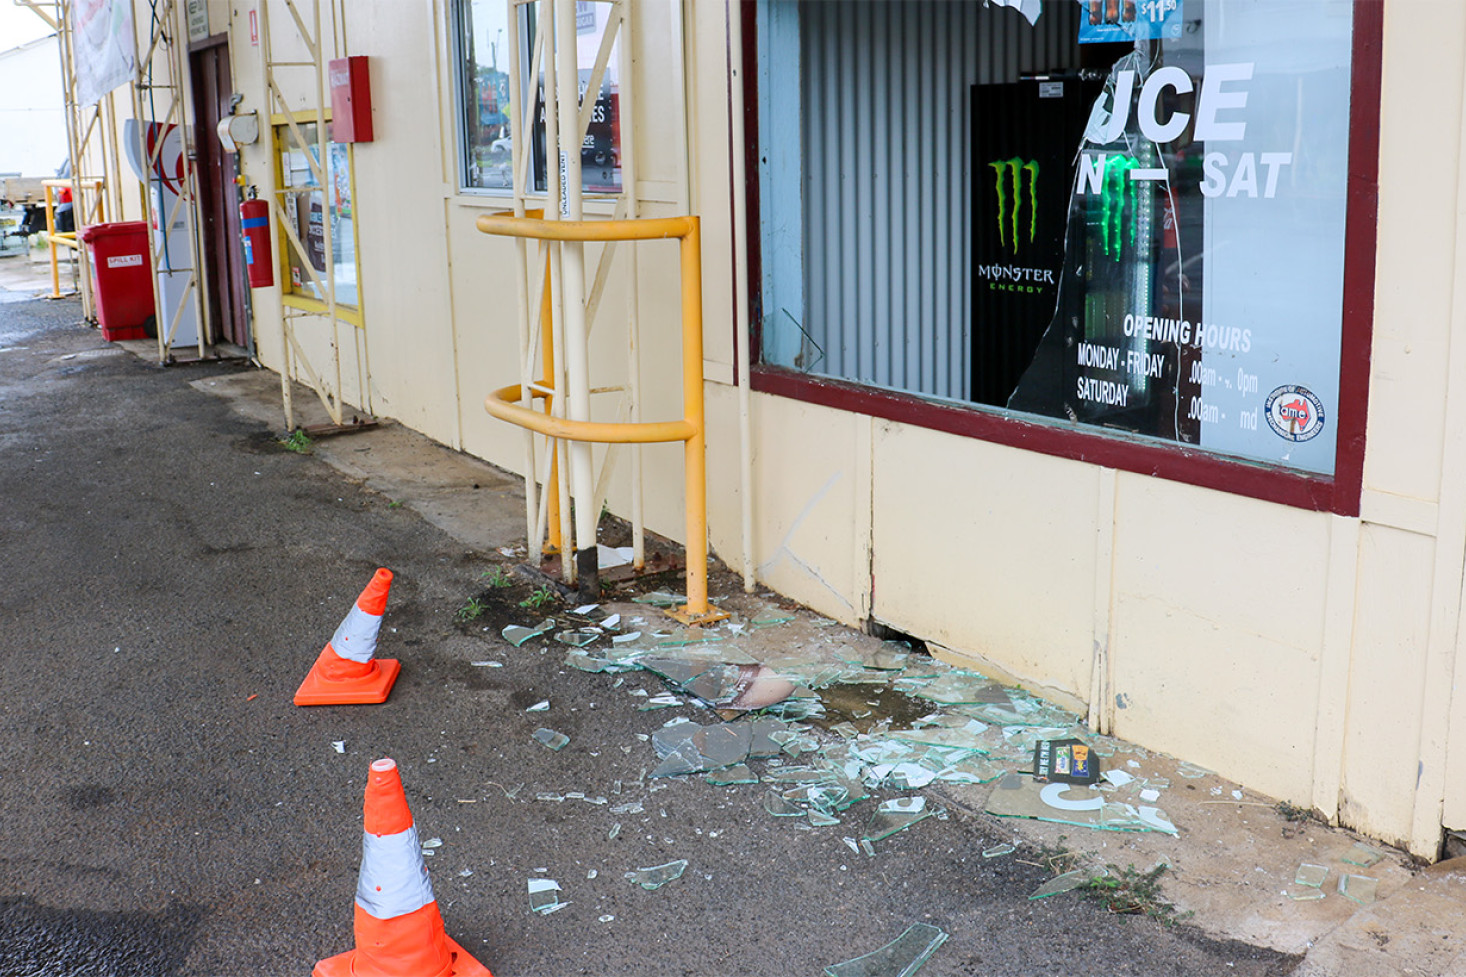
[{"left": 737, "top": 0, "right": 1382, "bottom": 517}]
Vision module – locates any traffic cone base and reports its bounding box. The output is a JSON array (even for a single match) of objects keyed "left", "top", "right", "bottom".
[
  {"left": 312, "top": 935, "right": 493, "bottom": 977},
  {"left": 294, "top": 648, "right": 401, "bottom": 706}
]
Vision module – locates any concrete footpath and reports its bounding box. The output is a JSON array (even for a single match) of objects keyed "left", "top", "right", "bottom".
[{"left": 0, "top": 280, "right": 1461, "bottom": 976}]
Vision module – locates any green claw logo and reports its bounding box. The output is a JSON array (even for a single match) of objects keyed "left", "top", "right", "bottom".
[{"left": 989, "top": 158, "right": 1040, "bottom": 253}]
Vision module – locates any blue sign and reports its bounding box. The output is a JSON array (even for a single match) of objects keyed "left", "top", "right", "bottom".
[{"left": 1078, "top": 0, "right": 1183, "bottom": 44}]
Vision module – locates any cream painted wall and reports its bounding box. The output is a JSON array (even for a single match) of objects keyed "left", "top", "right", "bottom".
[{"left": 870, "top": 424, "right": 1100, "bottom": 703}]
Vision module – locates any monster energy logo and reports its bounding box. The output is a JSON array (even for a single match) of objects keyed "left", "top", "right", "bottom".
[
  {"left": 1097, "top": 154, "right": 1139, "bottom": 257},
  {"left": 989, "top": 158, "right": 1039, "bottom": 253}
]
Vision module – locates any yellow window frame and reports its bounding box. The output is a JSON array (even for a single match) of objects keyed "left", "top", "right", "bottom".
[{"left": 271, "top": 109, "right": 365, "bottom": 327}]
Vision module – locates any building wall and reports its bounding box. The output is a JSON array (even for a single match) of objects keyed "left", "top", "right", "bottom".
[
  {"left": 0, "top": 37, "right": 66, "bottom": 179},
  {"left": 202, "top": 1, "right": 1466, "bottom": 857}
]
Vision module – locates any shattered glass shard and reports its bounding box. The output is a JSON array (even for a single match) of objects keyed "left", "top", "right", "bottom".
[
  {"left": 638, "top": 693, "right": 682, "bottom": 710},
  {"left": 808, "top": 809, "right": 841, "bottom": 827},
  {"left": 935, "top": 756, "right": 1006, "bottom": 785},
  {"left": 632, "top": 591, "right": 686, "bottom": 607},
  {"left": 532, "top": 728, "right": 570, "bottom": 751},
  {"left": 651, "top": 746, "right": 705, "bottom": 778},
  {"left": 693, "top": 723, "right": 753, "bottom": 768},
  {"left": 1341, "top": 843, "right": 1385, "bottom": 868},
  {"left": 822, "top": 922, "right": 948, "bottom": 977},
  {"left": 528, "top": 878, "right": 565, "bottom": 914},
  {"left": 651, "top": 720, "right": 701, "bottom": 758},
  {"left": 982, "top": 843, "right": 1016, "bottom": 858},
  {"left": 909, "top": 671, "right": 996, "bottom": 705},
  {"left": 526, "top": 700, "right": 550, "bottom": 712},
  {"left": 1338, "top": 874, "right": 1377, "bottom": 905},
  {"left": 1287, "top": 887, "right": 1326, "bottom": 901},
  {"left": 504, "top": 619, "right": 555, "bottom": 646},
  {"left": 763, "top": 792, "right": 806, "bottom": 817},
  {"left": 862, "top": 797, "right": 935, "bottom": 842},
  {"left": 1029, "top": 870, "right": 1087, "bottom": 900},
  {"left": 706, "top": 763, "right": 758, "bottom": 786},
  {"left": 761, "top": 766, "right": 831, "bottom": 785},
  {"left": 625, "top": 859, "right": 688, "bottom": 890},
  {"left": 554, "top": 628, "right": 601, "bottom": 648},
  {"left": 1295, "top": 863, "right": 1329, "bottom": 888}
]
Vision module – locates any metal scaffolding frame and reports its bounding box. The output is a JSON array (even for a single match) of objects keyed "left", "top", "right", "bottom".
[{"left": 257, "top": 0, "right": 369, "bottom": 434}]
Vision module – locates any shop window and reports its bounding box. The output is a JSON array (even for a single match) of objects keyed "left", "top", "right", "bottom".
[
  {"left": 275, "top": 117, "right": 360, "bottom": 318},
  {"left": 453, "top": 0, "right": 621, "bottom": 195},
  {"left": 753, "top": 0, "right": 1377, "bottom": 505}
]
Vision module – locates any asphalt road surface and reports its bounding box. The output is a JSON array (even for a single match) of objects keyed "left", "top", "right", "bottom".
[{"left": 0, "top": 298, "right": 1300, "bottom": 976}]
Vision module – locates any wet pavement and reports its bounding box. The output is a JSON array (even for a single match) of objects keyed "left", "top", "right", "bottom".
[{"left": 0, "top": 286, "right": 1457, "bottom": 976}]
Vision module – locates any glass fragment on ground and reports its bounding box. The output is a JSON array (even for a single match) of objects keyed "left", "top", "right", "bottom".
[
  {"left": 651, "top": 746, "right": 705, "bottom": 778},
  {"left": 808, "top": 809, "right": 841, "bottom": 826},
  {"left": 1338, "top": 873, "right": 1378, "bottom": 905},
  {"left": 911, "top": 671, "right": 1005, "bottom": 705},
  {"left": 1295, "top": 863, "right": 1329, "bottom": 887},
  {"left": 625, "top": 859, "right": 688, "bottom": 890},
  {"left": 707, "top": 763, "right": 758, "bottom": 786},
  {"left": 862, "top": 797, "right": 935, "bottom": 841},
  {"left": 533, "top": 727, "right": 570, "bottom": 751},
  {"left": 504, "top": 619, "right": 555, "bottom": 646},
  {"left": 526, "top": 700, "right": 550, "bottom": 712},
  {"left": 822, "top": 922, "right": 948, "bottom": 977},
  {"left": 982, "top": 843, "right": 1015, "bottom": 858},
  {"left": 763, "top": 792, "right": 805, "bottom": 817},
  {"left": 632, "top": 591, "right": 685, "bottom": 607},
  {"left": 528, "top": 878, "right": 565, "bottom": 914},
  {"left": 554, "top": 628, "right": 601, "bottom": 648},
  {"left": 1342, "top": 843, "right": 1385, "bottom": 868},
  {"left": 693, "top": 723, "right": 753, "bottom": 767},
  {"left": 1287, "top": 887, "right": 1326, "bottom": 901},
  {"left": 1029, "top": 869, "right": 1088, "bottom": 900}
]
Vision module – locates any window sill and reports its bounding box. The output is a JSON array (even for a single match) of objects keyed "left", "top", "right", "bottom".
[{"left": 750, "top": 365, "right": 1356, "bottom": 516}]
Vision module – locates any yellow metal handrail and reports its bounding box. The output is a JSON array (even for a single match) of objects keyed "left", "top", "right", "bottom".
[
  {"left": 477, "top": 212, "right": 721, "bottom": 623},
  {"left": 42, "top": 177, "right": 105, "bottom": 300}
]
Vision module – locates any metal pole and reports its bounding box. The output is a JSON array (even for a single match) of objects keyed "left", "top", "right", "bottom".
[
  {"left": 553, "top": 0, "right": 597, "bottom": 599},
  {"left": 727, "top": 0, "right": 755, "bottom": 593}
]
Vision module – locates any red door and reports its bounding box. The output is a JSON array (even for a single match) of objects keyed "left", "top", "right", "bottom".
[{"left": 190, "top": 37, "right": 250, "bottom": 348}]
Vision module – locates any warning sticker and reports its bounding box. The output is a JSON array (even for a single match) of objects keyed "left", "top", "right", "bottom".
[{"left": 107, "top": 254, "right": 144, "bottom": 268}]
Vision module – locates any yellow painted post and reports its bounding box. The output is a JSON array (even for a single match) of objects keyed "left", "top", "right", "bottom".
[{"left": 475, "top": 213, "right": 726, "bottom": 624}]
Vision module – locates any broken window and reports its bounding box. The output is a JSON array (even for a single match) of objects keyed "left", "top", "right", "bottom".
[{"left": 754, "top": 0, "right": 1368, "bottom": 490}]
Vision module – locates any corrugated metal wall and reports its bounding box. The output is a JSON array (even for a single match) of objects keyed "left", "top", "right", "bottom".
[{"left": 799, "top": 0, "right": 1079, "bottom": 401}]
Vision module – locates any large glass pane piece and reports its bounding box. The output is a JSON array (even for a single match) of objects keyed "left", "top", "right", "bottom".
[{"left": 822, "top": 922, "right": 948, "bottom": 977}]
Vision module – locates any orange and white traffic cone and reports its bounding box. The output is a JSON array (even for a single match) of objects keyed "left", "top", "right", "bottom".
[
  {"left": 314, "top": 758, "right": 493, "bottom": 977},
  {"left": 294, "top": 568, "right": 402, "bottom": 706}
]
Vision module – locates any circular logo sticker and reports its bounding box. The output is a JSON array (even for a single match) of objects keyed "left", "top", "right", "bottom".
[{"left": 1265, "top": 385, "right": 1326, "bottom": 442}]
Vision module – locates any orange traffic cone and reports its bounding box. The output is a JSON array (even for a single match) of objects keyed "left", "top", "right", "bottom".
[
  {"left": 314, "top": 758, "right": 493, "bottom": 977},
  {"left": 295, "top": 568, "right": 402, "bottom": 706}
]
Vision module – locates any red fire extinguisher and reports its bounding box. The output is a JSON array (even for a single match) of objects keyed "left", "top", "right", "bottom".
[{"left": 241, "top": 188, "right": 273, "bottom": 288}]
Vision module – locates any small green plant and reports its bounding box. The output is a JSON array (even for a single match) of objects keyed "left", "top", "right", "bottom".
[
  {"left": 387, "top": 500, "right": 404, "bottom": 509},
  {"left": 519, "top": 587, "right": 557, "bottom": 611},
  {"left": 280, "top": 429, "right": 313, "bottom": 454},
  {"left": 455, "top": 597, "right": 486, "bottom": 623},
  {"left": 1081, "top": 864, "right": 1190, "bottom": 924},
  {"left": 480, "top": 567, "right": 513, "bottom": 588}
]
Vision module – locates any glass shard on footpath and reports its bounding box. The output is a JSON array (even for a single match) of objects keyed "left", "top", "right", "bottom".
[
  {"left": 862, "top": 797, "right": 935, "bottom": 842},
  {"left": 707, "top": 763, "right": 758, "bottom": 786},
  {"left": 528, "top": 878, "right": 565, "bottom": 914},
  {"left": 503, "top": 618, "right": 555, "bottom": 646},
  {"left": 624, "top": 859, "right": 688, "bottom": 890},
  {"left": 823, "top": 922, "right": 948, "bottom": 977},
  {"left": 532, "top": 728, "right": 569, "bottom": 751},
  {"left": 1029, "top": 869, "right": 1088, "bottom": 900},
  {"left": 763, "top": 792, "right": 805, "bottom": 817},
  {"left": 1339, "top": 873, "right": 1378, "bottom": 905}
]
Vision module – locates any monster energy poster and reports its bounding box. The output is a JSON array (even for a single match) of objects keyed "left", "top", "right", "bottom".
[{"left": 971, "top": 79, "right": 1097, "bottom": 406}]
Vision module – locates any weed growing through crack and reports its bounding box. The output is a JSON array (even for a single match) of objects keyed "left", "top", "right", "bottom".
[
  {"left": 1081, "top": 864, "right": 1191, "bottom": 924},
  {"left": 455, "top": 597, "right": 486, "bottom": 623},
  {"left": 480, "top": 567, "right": 513, "bottom": 589},
  {"left": 280, "top": 430, "right": 313, "bottom": 454},
  {"left": 387, "top": 500, "right": 404, "bottom": 509},
  {"left": 519, "top": 587, "right": 557, "bottom": 611}
]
